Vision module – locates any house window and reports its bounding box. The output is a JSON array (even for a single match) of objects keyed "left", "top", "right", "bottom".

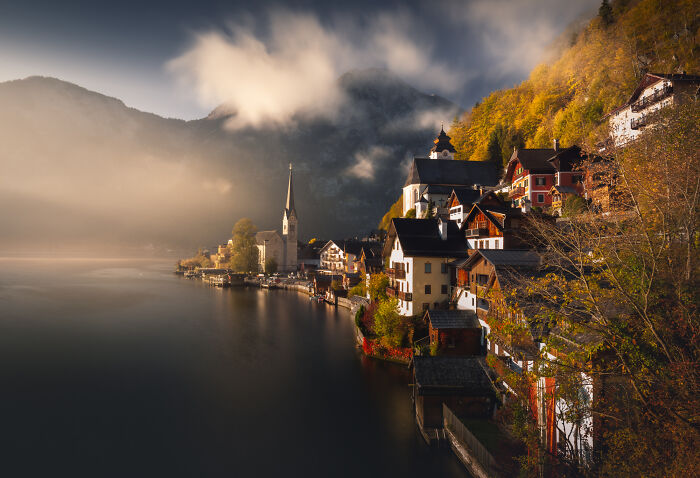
[
  {"left": 440, "top": 263, "right": 447, "bottom": 273},
  {"left": 537, "top": 193, "right": 545, "bottom": 203},
  {"left": 441, "top": 284, "right": 448, "bottom": 294},
  {"left": 524, "top": 179, "right": 528, "bottom": 188},
  {"left": 422, "top": 303, "right": 429, "bottom": 312},
  {"left": 535, "top": 177, "right": 546, "bottom": 186},
  {"left": 406, "top": 263, "right": 409, "bottom": 274},
  {"left": 425, "top": 284, "right": 432, "bottom": 294},
  {"left": 425, "top": 262, "right": 431, "bottom": 273}
]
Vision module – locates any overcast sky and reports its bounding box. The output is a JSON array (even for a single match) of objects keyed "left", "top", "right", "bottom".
[{"left": 0, "top": 0, "right": 599, "bottom": 120}]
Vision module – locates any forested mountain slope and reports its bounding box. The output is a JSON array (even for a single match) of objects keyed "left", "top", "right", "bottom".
[{"left": 449, "top": 0, "right": 699, "bottom": 168}]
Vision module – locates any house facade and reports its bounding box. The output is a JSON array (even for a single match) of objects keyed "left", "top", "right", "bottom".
[
  {"left": 505, "top": 143, "right": 584, "bottom": 211},
  {"left": 383, "top": 218, "right": 468, "bottom": 317},
  {"left": 606, "top": 72, "right": 700, "bottom": 147}
]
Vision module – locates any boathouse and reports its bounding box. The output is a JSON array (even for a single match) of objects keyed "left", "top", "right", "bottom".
[
  {"left": 413, "top": 356, "right": 497, "bottom": 431},
  {"left": 425, "top": 310, "right": 483, "bottom": 356}
]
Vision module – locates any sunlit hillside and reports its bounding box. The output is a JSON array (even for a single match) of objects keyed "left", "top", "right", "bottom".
[{"left": 449, "top": 0, "right": 699, "bottom": 167}]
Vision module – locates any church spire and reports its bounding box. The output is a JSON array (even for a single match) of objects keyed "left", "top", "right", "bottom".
[{"left": 285, "top": 163, "right": 296, "bottom": 217}]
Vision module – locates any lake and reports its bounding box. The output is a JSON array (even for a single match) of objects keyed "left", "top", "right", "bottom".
[{"left": 0, "top": 259, "right": 469, "bottom": 477}]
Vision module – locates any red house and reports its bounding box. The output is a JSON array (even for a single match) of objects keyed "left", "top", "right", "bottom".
[{"left": 505, "top": 142, "right": 584, "bottom": 211}]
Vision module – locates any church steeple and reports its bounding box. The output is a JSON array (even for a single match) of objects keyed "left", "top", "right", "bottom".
[
  {"left": 285, "top": 163, "right": 296, "bottom": 218},
  {"left": 429, "top": 125, "right": 457, "bottom": 159},
  {"left": 282, "top": 163, "right": 298, "bottom": 272}
]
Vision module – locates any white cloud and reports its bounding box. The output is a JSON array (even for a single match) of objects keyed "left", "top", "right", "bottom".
[
  {"left": 346, "top": 146, "right": 392, "bottom": 180},
  {"left": 168, "top": 10, "right": 463, "bottom": 130}
]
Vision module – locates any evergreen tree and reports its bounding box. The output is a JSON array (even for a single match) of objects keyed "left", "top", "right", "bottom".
[{"left": 599, "top": 0, "right": 614, "bottom": 27}]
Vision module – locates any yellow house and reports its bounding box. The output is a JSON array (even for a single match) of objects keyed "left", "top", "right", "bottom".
[{"left": 383, "top": 217, "right": 469, "bottom": 317}]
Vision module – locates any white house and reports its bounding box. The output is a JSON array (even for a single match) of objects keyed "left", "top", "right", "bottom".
[
  {"left": 383, "top": 217, "right": 469, "bottom": 317},
  {"left": 606, "top": 72, "right": 700, "bottom": 147}
]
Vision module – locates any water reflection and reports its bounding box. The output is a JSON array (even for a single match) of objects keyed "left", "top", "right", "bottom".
[{"left": 0, "top": 259, "right": 469, "bottom": 477}]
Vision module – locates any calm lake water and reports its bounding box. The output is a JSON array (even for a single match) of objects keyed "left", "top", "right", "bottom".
[{"left": 0, "top": 259, "right": 469, "bottom": 477}]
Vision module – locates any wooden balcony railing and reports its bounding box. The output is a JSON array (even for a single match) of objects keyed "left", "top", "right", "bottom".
[
  {"left": 631, "top": 85, "right": 672, "bottom": 112},
  {"left": 630, "top": 115, "right": 648, "bottom": 130},
  {"left": 509, "top": 187, "right": 525, "bottom": 198},
  {"left": 386, "top": 286, "right": 397, "bottom": 298},
  {"left": 386, "top": 268, "right": 406, "bottom": 279},
  {"left": 465, "top": 227, "right": 489, "bottom": 238}
]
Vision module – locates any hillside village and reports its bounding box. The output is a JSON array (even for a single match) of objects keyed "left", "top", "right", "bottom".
[{"left": 179, "top": 67, "right": 699, "bottom": 477}]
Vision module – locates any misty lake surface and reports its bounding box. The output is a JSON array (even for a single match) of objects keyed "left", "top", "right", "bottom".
[{"left": 0, "top": 259, "right": 469, "bottom": 477}]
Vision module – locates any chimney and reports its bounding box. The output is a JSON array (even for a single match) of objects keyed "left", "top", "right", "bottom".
[
  {"left": 553, "top": 138, "right": 559, "bottom": 151},
  {"left": 438, "top": 218, "right": 448, "bottom": 241}
]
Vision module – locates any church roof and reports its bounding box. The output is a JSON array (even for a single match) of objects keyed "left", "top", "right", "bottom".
[
  {"left": 430, "top": 127, "right": 457, "bottom": 153},
  {"left": 404, "top": 158, "right": 499, "bottom": 187},
  {"left": 255, "top": 230, "right": 281, "bottom": 245},
  {"left": 285, "top": 164, "right": 296, "bottom": 217}
]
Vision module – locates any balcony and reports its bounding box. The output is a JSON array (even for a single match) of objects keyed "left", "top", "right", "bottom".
[
  {"left": 386, "top": 286, "right": 397, "bottom": 298},
  {"left": 398, "top": 290, "right": 412, "bottom": 302},
  {"left": 465, "top": 227, "right": 489, "bottom": 238},
  {"left": 630, "top": 85, "right": 672, "bottom": 112},
  {"left": 630, "top": 115, "right": 648, "bottom": 130},
  {"left": 386, "top": 268, "right": 406, "bottom": 279},
  {"left": 508, "top": 187, "right": 525, "bottom": 198}
]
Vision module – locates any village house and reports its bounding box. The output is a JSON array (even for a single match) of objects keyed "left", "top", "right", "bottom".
[
  {"left": 402, "top": 128, "right": 499, "bottom": 216},
  {"left": 461, "top": 201, "right": 528, "bottom": 251},
  {"left": 319, "top": 240, "right": 364, "bottom": 273},
  {"left": 505, "top": 143, "right": 584, "bottom": 212},
  {"left": 605, "top": 72, "right": 700, "bottom": 147},
  {"left": 424, "top": 309, "right": 483, "bottom": 356},
  {"left": 383, "top": 217, "right": 469, "bottom": 317},
  {"left": 210, "top": 240, "right": 232, "bottom": 269},
  {"left": 454, "top": 248, "right": 601, "bottom": 466},
  {"left": 445, "top": 187, "right": 497, "bottom": 227}
]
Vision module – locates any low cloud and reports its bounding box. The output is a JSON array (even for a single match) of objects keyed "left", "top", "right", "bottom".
[
  {"left": 444, "top": 0, "right": 598, "bottom": 78},
  {"left": 169, "top": 10, "right": 462, "bottom": 130},
  {"left": 346, "top": 146, "right": 393, "bottom": 180}
]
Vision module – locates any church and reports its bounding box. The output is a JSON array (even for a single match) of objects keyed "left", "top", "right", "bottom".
[
  {"left": 402, "top": 128, "right": 500, "bottom": 217},
  {"left": 255, "top": 164, "right": 298, "bottom": 273}
]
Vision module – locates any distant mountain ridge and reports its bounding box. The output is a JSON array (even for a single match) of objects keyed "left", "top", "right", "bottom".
[{"left": 0, "top": 69, "right": 460, "bottom": 253}]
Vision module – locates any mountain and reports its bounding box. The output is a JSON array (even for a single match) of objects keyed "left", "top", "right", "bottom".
[
  {"left": 0, "top": 69, "right": 459, "bottom": 254},
  {"left": 448, "top": 0, "right": 699, "bottom": 166}
]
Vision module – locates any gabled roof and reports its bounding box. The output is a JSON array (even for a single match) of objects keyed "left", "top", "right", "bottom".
[
  {"left": 404, "top": 158, "right": 499, "bottom": 188},
  {"left": 320, "top": 240, "right": 365, "bottom": 256},
  {"left": 256, "top": 230, "right": 281, "bottom": 245},
  {"left": 413, "top": 356, "right": 496, "bottom": 396},
  {"left": 606, "top": 72, "right": 700, "bottom": 117},
  {"left": 383, "top": 218, "right": 468, "bottom": 258},
  {"left": 425, "top": 310, "right": 480, "bottom": 329},
  {"left": 462, "top": 204, "right": 521, "bottom": 233},
  {"left": 447, "top": 187, "right": 483, "bottom": 207},
  {"left": 550, "top": 185, "right": 578, "bottom": 194},
  {"left": 505, "top": 145, "right": 582, "bottom": 181},
  {"left": 461, "top": 249, "right": 540, "bottom": 270}
]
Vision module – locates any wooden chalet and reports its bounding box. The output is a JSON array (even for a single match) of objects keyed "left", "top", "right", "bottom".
[{"left": 461, "top": 202, "right": 527, "bottom": 250}]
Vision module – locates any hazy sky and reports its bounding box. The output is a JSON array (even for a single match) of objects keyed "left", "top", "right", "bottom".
[{"left": 0, "top": 0, "right": 599, "bottom": 120}]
